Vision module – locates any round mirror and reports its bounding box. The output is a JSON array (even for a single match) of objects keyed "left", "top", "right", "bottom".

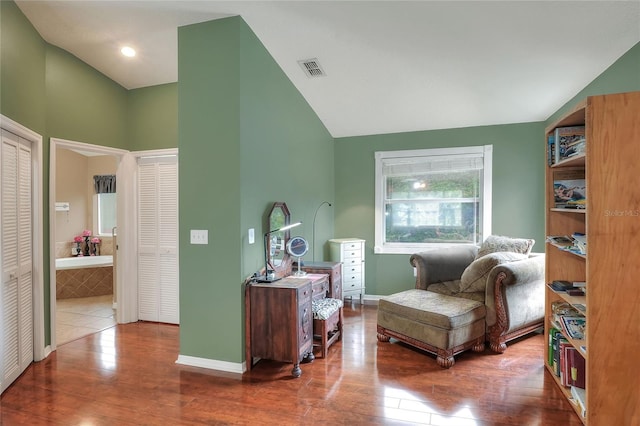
[{"left": 286, "top": 236, "right": 309, "bottom": 258}]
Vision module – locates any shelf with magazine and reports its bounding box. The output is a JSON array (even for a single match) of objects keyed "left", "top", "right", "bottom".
[
  {"left": 544, "top": 91, "right": 640, "bottom": 426},
  {"left": 545, "top": 100, "right": 588, "bottom": 424}
]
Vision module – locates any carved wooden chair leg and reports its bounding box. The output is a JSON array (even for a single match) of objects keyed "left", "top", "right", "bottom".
[
  {"left": 472, "top": 339, "right": 486, "bottom": 353},
  {"left": 436, "top": 349, "right": 455, "bottom": 368},
  {"left": 377, "top": 333, "right": 391, "bottom": 342}
]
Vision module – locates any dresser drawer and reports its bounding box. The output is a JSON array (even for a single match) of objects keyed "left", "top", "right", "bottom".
[
  {"left": 298, "top": 304, "right": 313, "bottom": 356},
  {"left": 342, "top": 241, "right": 362, "bottom": 251},
  {"left": 342, "top": 247, "right": 362, "bottom": 259},
  {"left": 343, "top": 272, "right": 362, "bottom": 285},
  {"left": 299, "top": 285, "right": 312, "bottom": 303},
  {"left": 342, "top": 264, "right": 362, "bottom": 276},
  {"left": 342, "top": 257, "right": 362, "bottom": 268},
  {"left": 311, "top": 277, "right": 329, "bottom": 300},
  {"left": 343, "top": 279, "right": 363, "bottom": 292}
]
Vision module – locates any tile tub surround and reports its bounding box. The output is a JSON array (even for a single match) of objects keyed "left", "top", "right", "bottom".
[{"left": 56, "top": 263, "right": 113, "bottom": 299}]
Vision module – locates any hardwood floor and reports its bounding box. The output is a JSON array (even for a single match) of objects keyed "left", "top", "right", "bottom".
[{"left": 1, "top": 303, "right": 581, "bottom": 425}]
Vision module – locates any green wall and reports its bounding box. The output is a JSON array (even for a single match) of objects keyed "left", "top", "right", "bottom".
[
  {"left": 128, "top": 83, "right": 178, "bottom": 151},
  {"left": 0, "top": 0, "right": 46, "bottom": 135},
  {"left": 46, "top": 45, "right": 128, "bottom": 148},
  {"left": 334, "top": 122, "right": 545, "bottom": 296},
  {"left": 178, "top": 17, "right": 333, "bottom": 363}
]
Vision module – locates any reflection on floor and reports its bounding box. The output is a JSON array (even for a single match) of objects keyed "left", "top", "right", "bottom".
[{"left": 56, "top": 294, "right": 116, "bottom": 346}]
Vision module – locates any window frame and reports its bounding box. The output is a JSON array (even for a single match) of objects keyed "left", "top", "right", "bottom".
[
  {"left": 374, "top": 145, "right": 492, "bottom": 254},
  {"left": 93, "top": 192, "right": 117, "bottom": 237}
]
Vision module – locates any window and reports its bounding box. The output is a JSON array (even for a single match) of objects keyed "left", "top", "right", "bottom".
[
  {"left": 374, "top": 145, "right": 492, "bottom": 254},
  {"left": 94, "top": 193, "right": 117, "bottom": 236}
]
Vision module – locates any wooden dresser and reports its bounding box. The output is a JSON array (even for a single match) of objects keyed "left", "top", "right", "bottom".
[
  {"left": 244, "top": 277, "right": 313, "bottom": 377},
  {"left": 297, "top": 261, "right": 342, "bottom": 300}
]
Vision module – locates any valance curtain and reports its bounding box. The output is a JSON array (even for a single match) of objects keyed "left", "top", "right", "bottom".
[{"left": 94, "top": 174, "right": 116, "bottom": 194}]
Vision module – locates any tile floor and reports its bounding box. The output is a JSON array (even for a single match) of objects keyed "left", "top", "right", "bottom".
[{"left": 56, "top": 294, "right": 116, "bottom": 346}]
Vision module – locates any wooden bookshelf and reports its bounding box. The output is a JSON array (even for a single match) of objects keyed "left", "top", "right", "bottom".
[{"left": 544, "top": 91, "right": 640, "bottom": 426}]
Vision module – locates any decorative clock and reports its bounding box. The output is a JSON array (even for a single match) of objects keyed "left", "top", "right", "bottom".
[{"left": 286, "top": 236, "right": 309, "bottom": 276}]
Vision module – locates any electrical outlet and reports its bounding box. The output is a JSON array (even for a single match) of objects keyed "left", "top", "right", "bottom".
[{"left": 190, "top": 229, "right": 208, "bottom": 245}]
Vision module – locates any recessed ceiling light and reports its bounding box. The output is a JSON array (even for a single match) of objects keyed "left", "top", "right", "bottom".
[{"left": 121, "top": 46, "right": 136, "bottom": 58}]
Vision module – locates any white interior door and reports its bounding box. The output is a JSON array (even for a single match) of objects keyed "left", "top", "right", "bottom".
[
  {"left": 137, "top": 155, "right": 179, "bottom": 324},
  {"left": 1, "top": 129, "right": 34, "bottom": 394}
]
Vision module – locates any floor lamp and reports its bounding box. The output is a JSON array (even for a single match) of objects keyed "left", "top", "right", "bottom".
[{"left": 312, "top": 201, "right": 332, "bottom": 261}]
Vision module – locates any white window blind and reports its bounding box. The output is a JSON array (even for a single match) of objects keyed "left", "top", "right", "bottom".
[{"left": 375, "top": 145, "right": 492, "bottom": 254}]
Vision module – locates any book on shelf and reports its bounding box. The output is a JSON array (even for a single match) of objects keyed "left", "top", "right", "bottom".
[
  {"left": 554, "top": 333, "right": 569, "bottom": 377},
  {"left": 546, "top": 234, "right": 587, "bottom": 256},
  {"left": 551, "top": 301, "right": 581, "bottom": 324},
  {"left": 570, "top": 386, "right": 587, "bottom": 418},
  {"left": 553, "top": 169, "right": 586, "bottom": 209},
  {"left": 550, "top": 280, "right": 575, "bottom": 292},
  {"left": 568, "top": 348, "right": 586, "bottom": 389},
  {"left": 559, "top": 339, "right": 572, "bottom": 385},
  {"left": 548, "top": 134, "right": 555, "bottom": 166},
  {"left": 546, "top": 235, "right": 573, "bottom": 246},
  {"left": 572, "top": 233, "right": 586, "bottom": 254},
  {"left": 560, "top": 316, "right": 586, "bottom": 340},
  {"left": 554, "top": 125, "right": 586, "bottom": 163},
  {"left": 548, "top": 327, "right": 561, "bottom": 366}
]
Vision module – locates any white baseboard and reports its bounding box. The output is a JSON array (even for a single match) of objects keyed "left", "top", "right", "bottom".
[{"left": 175, "top": 354, "right": 245, "bottom": 374}]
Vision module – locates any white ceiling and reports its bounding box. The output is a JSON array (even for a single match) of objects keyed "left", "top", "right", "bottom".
[{"left": 15, "top": 1, "right": 640, "bottom": 138}]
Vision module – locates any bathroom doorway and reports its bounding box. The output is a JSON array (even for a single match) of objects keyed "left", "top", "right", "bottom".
[{"left": 49, "top": 139, "right": 128, "bottom": 349}]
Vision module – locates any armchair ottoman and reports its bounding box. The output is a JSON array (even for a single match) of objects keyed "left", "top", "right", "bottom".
[{"left": 377, "top": 289, "right": 486, "bottom": 368}]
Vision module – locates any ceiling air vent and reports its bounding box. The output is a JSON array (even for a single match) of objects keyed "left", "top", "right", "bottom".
[{"left": 298, "top": 58, "right": 326, "bottom": 78}]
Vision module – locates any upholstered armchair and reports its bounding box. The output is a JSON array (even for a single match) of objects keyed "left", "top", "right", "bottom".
[{"left": 409, "top": 242, "right": 545, "bottom": 353}]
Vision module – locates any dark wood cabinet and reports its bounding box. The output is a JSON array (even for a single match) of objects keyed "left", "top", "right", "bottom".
[
  {"left": 245, "top": 277, "right": 313, "bottom": 377},
  {"left": 297, "top": 261, "right": 342, "bottom": 300}
]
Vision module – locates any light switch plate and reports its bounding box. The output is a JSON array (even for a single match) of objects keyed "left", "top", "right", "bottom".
[
  {"left": 190, "top": 229, "right": 208, "bottom": 245},
  {"left": 248, "top": 228, "right": 255, "bottom": 244}
]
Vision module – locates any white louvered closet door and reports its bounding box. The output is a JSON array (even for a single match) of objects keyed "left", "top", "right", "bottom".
[
  {"left": 137, "top": 156, "right": 179, "bottom": 324},
  {"left": 1, "top": 129, "right": 33, "bottom": 394}
]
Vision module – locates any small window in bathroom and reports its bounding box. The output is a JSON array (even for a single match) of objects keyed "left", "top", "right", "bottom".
[{"left": 94, "top": 193, "right": 117, "bottom": 236}]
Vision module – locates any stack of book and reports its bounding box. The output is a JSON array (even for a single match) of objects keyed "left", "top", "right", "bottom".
[
  {"left": 547, "top": 125, "right": 587, "bottom": 166},
  {"left": 553, "top": 169, "right": 586, "bottom": 209},
  {"left": 548, "top": 326, "right": 586, "bottom": 389},
  {"left": 546, "top": 235, "right": 587, "bottom": 256},
  {"left": 549, "top": 280, "right": 586, "bottom": 296}
]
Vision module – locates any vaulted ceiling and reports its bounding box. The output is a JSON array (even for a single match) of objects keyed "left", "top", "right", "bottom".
[{"left": 16, "top": 1, "right": 640, "bottom": 137}]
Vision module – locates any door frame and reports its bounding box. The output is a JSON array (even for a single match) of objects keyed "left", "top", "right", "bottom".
[
  {"left": 49, "top": 138, "right": 129, "bottom": 351},
  {"left": 0, "top": 114, "right": 44, "bottom": 362}
]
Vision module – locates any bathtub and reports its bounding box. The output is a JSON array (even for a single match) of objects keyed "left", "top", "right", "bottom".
[
  {"left": 56, "top": 255, "right": 114, "bottom": 299},
  {"left": 56, "top": 255, "right": 113, "bottom": 270}
]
